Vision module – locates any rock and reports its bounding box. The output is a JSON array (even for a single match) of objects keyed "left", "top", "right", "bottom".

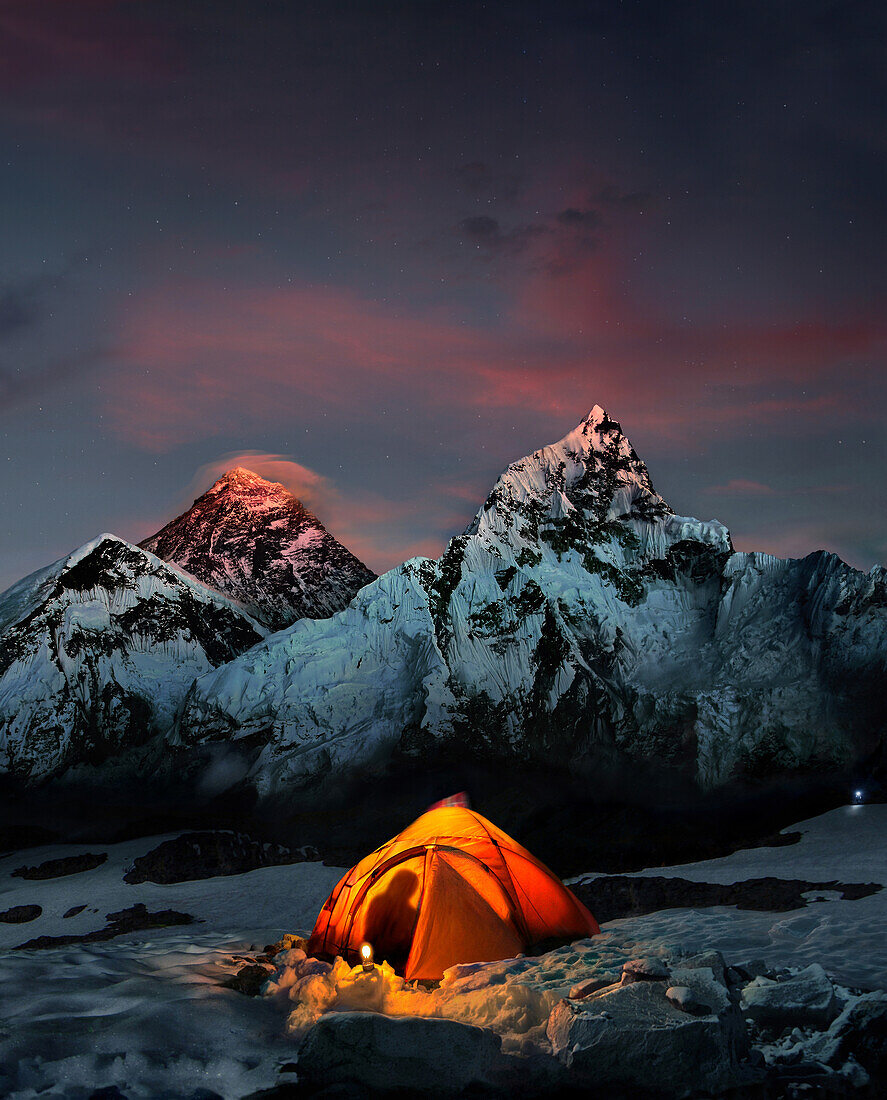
[
  {"left": 806, "top": 990, "right": 887, "bottom": 1080},
  {"left": 569, "top": 975, "right": 618, "bottom": 1000},
  {"left": 741, "top": 963, "right": 839, "bottom": 1030},
  {"left": 547, "top": 980, "right": 747, "bottom": 1097},
  {"left": 12, "top": 852, "right": 107, "bottom": 879},
  {"left": 573, "top": 874, "right": 882, "bottom": 923},
  {"left": 0, "top": 904, "right": 41, "bottom": 923},
  {"left": 63, "top": 905, "right": 87, "bottom": 918},
  {"left": 16, "top": 902, "right": 193, "bottom": 949},
  {"left": 224, "top": 963, "right": 274, "bottom": 997},
  {"left": 673, "top": 950, "right": 727, "bottom": 986},
  {"left": 734, "top": 959, "right": 774, "bottom": 981},
  {"left": 666, "top": 985, "right": 712, "bottom": 1017},
  {"left": 123, "top": 831, "right": 314, "bottom": 885},
  {"left": 297, "top": 1011, "right": 504, "bottom": 1094},
  {"left": 621, "top": 956, "right": 669, "bottom": 983}
]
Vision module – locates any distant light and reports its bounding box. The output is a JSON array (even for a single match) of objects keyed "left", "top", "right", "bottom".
[
  {"left": 854, "top": 790, "right": 864, "bottom": 803},
  {"left": 360, "top": 942, "right": 374, "bottom": 971}
]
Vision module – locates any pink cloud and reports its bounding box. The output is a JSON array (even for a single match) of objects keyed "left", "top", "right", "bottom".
[
  {"left": 104, "top": 268, "right": 886, "bottom": 458},
  {"left": 0, "top": 2, "right": 181, "bottom": 91}
]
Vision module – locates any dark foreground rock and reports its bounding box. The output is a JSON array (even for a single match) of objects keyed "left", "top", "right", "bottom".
[
  {"left": 16, "top": 903, "right": 194, "bottom": 949},
  {"left": 807, "top": 990, "right": 887, "bottom": 1082},
  {"left": 573, "top": 874, "right": 882, "bottom": 922},
  {"left": 548, "top": 954, "right": 750, "bottom": 1099},
  {"left": 12, "top": 852, "right": 108, "bottom": 879},
  {"left": 224, "top": 963, "right": 276, "bottom": 996},
  {"left": 741, "top": 963, "right": 840, "bottom": 1030},
  {"left": 270, "top": 948, "right": 886, "bottom": 1099},
  {"left": 0, "top": 904, "right": 42, "bottom": 923},
  {"left": 296, "top": 1012, "right": 505, "bottom": 1095},
  {"left": 123, "top": 830, "right": 319, "bottom": 885}
]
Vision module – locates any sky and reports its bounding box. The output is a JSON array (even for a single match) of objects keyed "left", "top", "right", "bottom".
[{"left": 1, "top": 0, "right": 885, "bottom": 591}]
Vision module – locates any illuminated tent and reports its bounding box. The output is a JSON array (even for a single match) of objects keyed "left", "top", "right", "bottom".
[{"left": 307, "top": 804, "right": 599, "bottom": 981}]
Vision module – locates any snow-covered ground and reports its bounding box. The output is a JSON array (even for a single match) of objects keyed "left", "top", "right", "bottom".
[
  {"left": 0, "top": 805, "right": 884, "bottom": 1097},
  {"left": 575, "top": 803, "right": 887, "bottom": 991},
  {"left": 0, "top": 836, "right": 342, "bottom": 1098}
]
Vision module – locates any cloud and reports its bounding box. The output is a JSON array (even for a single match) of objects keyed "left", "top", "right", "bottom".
[
  {"left": 454, "top": 161, "right": 524, "bottom": 203},
  {"left": 103, "top": 266, "right": 887, "bottom": 460},
  {"left": 556, "top": 207, "right": 602, "bottom": 230},
  {"left": 703, "top": 479, "right": 852, "bottom": 498},
  {"left": 0, "top": 347, "right": 107, "bottom": 413},
  {"left": 0, "top": 258, "right": 86, "bottom": 341},
  {"left": 0, "top": 1, "right": 181, "bottom": 91},
  {"left": 456, "top": 215, "right": 550, "bottom": 257},
  {"left": 595, "top": 186, "right": 652, "bottom": 209}
]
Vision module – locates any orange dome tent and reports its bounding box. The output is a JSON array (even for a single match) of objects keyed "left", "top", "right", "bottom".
[{"left": 307, "top": 803, "right": 599, "bottom": 981}]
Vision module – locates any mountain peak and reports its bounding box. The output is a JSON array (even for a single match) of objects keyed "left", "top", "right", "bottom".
[
  {"left": 584, "top": 404, "right": 609, "bottom": 425},
  {"left": 210, "top": 466, "right": 289, "bottom": 497},
  {"left": 141, "top": 465, "right": 376, "bottom": 630}
]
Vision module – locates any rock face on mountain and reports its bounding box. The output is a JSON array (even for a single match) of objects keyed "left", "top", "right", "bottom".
[
  {"left": 178, "top": 407, "right": 887, "bottom": 797},
  {"left": 141, "top": 468, "right": 376, "bottom": 631},
  {"left": 0, "top": 535, "right": 264, "bottom": 779}
]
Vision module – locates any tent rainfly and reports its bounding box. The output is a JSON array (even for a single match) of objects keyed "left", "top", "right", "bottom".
[{"left": 307, "top": 804, "right": 599, "bottom": 981}]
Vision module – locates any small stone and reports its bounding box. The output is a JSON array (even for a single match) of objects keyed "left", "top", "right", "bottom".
[
  {"left": 224, "top": 963, "right": 274, "bottom": 996},
  {"left": 674, "top": 950, "right": 727, "bottom": 986},
  {"left": 666, "top": 985, "right": 713, "bottom": 1017},
  {"left": 621, "top": 956, "right": 669, "bottom": 984},
  {"left": 281, "top": 933, "right": 309, "bottom": 951},
  {"left": 734, "top": 959, "right": 772, "bottom": 982},
  {"left": 63, "top": 905, "right": 88, "bottom": 919},
  {"left": 569, "top": 975, "right": 617, "bottom": 1000}
]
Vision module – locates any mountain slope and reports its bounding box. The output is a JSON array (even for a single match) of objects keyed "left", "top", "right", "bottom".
[
  {"left": 0, "top": 535, "right": 265, "bottom": 779},
  {"left": 177, "top": 406, "right": 887, "bottom": 796},
  {"left": 141, "top": 468, "right": 376, "bottom": 630}
]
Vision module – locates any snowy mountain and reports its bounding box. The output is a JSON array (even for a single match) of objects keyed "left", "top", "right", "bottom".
[
  {"left": 178, "top": 406, "right": 887, "bottom": 796},
  {"left": 140, "top": 467, "right": 376, "bottom": 631},
  {"left": 0, "top": 535, "right": 265, "bottom": 780}
]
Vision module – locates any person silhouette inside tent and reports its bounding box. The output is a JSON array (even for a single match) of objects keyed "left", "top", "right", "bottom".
[{"left": 362, "top": 868, "right": 420, "bottom": 973}]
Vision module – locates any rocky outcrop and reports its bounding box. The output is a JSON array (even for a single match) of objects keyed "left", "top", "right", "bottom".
[
  {"left": 297, "top": 1011, "right": 506, "bottom": 1095},
  {"left": 122, "top": 830, "right": 318, "bottom": 885},
  {"left": 741, "top": 963, "right": 840, "bottom": 1029}
]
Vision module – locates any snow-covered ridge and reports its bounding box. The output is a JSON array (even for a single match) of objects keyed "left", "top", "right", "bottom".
[
  {"left": 141, "top": 467, "right": 376, "bottom": 631},
  {"left": 177, "top": 407, "right": 887, "bottom": 796},
  {"left": 3, "top": 407, "right": 886, "bottom": 791},
  {"left": 0, "top": 534, "right": 265, "bottom": 779}
]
